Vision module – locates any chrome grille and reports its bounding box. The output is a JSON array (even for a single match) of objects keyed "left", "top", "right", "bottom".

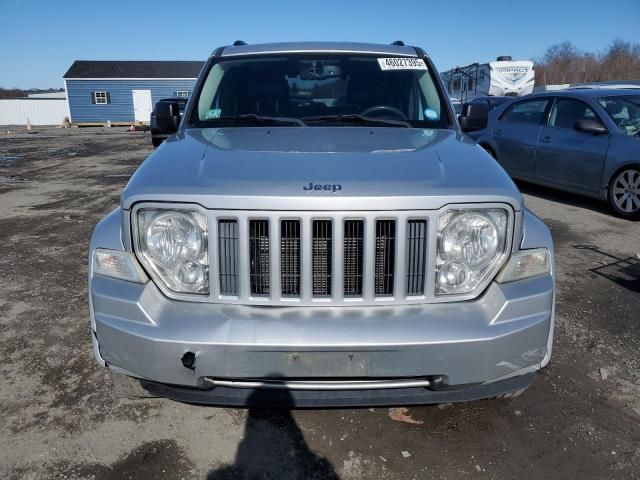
[
  {"left": 212, "top": 212, "right": 439, "bottom": 304},
  {"left": 375, "top": 220, "right": 396, "bottom": 296},
  {"left": 249, "top": 220, "right": 270, "bottom": 296},
  {"left": 343, "top": 220, "right": 364, "bottom": 297},
  {"left": 218, "top": 219, "right": 239, "bottom": 295},
  {"left": 280, "top": 220, "right": 301, "bottom": 297},
  {"left": 312, "top": 220, "right": 332, "bottom": 297}
]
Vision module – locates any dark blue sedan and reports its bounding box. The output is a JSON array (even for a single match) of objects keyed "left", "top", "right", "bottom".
[{"left": 463, "top": 89, "right": 640, "bottom": 218}]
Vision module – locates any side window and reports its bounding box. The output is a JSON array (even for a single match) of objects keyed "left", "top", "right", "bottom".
[
  {"left": 500, "top": 99, "right": 549, "bottom": 125},
  {"left": 548, "top": 98, "right": 598, "bottom": 129}
]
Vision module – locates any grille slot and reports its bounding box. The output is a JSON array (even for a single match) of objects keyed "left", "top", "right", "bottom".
[
  {"left": 249, "top": 220, "right": 270, "bottom": 296},
  {"left": 218, "top": 219, "right": 239, "bottom": 295},
  {"left": 343, "top": 220, "right": 364, "bottom": 297},
  {"left": 406, "top": 220, "right": 427, "bottom": 295},
  {"left": 375, "top": 220, "right": 396, "bottom": 296},
  {"left": 312, "top": 220, "right": 333, "bottom": 297},
  {"left": 280, "top": 220, "right": 301, "bottom": 297}
]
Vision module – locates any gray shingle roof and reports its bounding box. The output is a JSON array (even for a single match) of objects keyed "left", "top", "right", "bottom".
[{"left": 63, "top": 60, "right": 205, "bottom": 79}]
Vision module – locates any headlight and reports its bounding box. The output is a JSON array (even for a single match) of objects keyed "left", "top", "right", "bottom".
[
  {"left": 146, "top": 212, "right": 204, "bottom": 267},
  {"left": 135, "top": 209, "right": 209, "bottom": 294},
  {"left": 436, "top": 208, "right": 509, "bottom": 295}
]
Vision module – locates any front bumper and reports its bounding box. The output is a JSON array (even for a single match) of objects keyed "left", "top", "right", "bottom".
[
  {"left": 140, "top": 372, "right": 536, "bottom": 407},
  {"left": 91, "top": 271, "right": 553, "bottom": 396}
]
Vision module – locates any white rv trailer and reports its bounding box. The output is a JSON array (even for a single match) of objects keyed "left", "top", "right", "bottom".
[{"left": 441, "top": 56, "right": 535, "bottom": 102}]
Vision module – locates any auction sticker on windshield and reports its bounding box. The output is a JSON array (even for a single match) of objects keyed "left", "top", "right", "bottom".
[{"left": 378, "top": 58, "right": 427, "bottom": 70}]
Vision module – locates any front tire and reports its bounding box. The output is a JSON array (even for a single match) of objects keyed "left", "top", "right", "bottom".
[
  {"left": 608, "top": 168, "right": 640, "bottom": 219},
  {"left": 151, "top": 137, "right": 163, "bottom": 148}
]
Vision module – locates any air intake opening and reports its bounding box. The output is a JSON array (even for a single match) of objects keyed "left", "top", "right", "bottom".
[
  {"left": 375, "top": 220, "right": 396, "bottom": 296},
  {"left": 218, "top": 219, "right": 239, "bottom": 295},
  {"left": 312, "top": 220, "right": 333, "bottom": 297},
  {"left": 343, "top": 220, "right": 364, "bottom": 297},
  {"left": 281, "top": 220, "right": 301, "bottom": 297},
  {"left": 406, "top": 220, "right": 427, "bottom": 295},
  {"left": 249, "top": 220, "right": 270, "bottom": 296}
]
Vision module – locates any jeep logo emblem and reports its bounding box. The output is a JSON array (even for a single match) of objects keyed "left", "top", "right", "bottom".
[{"left": 303, "top": 182, "right": 342, "bottom": 193}]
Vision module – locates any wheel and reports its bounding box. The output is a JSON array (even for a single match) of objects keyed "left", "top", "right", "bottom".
[
  {"left": 151, "top": 137, "right": 163, "bottom": 148},
  {"left": 608, "top": 167, "right": 640, "bottom": 219},
  {"left": 109, "top": 371, "right": 156, "bottom": 399}
]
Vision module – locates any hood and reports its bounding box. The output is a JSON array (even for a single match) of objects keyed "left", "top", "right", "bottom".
[{"left": 122, "top": 127, "right": 522, "bottom": 211}]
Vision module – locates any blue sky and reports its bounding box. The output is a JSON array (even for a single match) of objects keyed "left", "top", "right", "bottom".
[{"left": 1, "top": 0, "right": 639, "bottom": 88}]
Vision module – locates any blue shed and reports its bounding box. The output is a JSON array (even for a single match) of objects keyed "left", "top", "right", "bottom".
[{"left": 63, "top": 60, "right": 204, "bottom": 125}]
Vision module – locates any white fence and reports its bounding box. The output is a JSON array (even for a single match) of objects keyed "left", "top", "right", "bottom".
[{"left": 0, "top": 99, "right": 67, "bottom": 125}]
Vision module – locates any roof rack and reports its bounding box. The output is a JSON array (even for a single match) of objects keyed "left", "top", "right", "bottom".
[
  {"left": 390, "top": 40, "right": 405, "bottom": 46},
  {"left": 233, "top": 40, "right": 248, "bottom": 46}
]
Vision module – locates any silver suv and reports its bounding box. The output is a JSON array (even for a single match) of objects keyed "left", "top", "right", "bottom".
[{"left": 89, "top": 42, "right": 555, "bottom": 406}]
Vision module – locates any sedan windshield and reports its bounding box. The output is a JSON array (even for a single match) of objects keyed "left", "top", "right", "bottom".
[
  {"left": 190, "top": 55, "right": 449, "bottom": 128},
  {"left": 597, "top": 95, "right": 640, "bottom": 137}
]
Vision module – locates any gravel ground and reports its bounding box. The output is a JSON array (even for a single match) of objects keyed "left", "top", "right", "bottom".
[{"left": 1, "top": 127, "right": 639, "bottom": 480}]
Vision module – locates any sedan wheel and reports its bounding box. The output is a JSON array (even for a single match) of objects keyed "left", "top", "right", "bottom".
[{"left": 609, "top": 168, "right": 640, "bottom": 218}]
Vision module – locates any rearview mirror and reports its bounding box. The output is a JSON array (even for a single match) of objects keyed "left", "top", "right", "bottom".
[
  {"left": 575, "top": 119, "right": 607, "bottom": 135},
  {"left": 459, "top": 102, "right": 490, "bottom": 132},
  {"left": 153, "top": 101, "right": 181, "bottom": 132}
]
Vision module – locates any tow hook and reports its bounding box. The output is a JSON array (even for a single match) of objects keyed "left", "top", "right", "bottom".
[{"left": 181, "top": 352, "right": 196, "bottom": 371}]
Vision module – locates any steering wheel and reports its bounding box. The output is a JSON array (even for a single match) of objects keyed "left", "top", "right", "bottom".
[{"left": 360, "top": 105, "right": 409, "bottom": 120}]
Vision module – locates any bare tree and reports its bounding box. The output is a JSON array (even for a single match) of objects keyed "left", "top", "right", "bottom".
[{"left": 534, "top": 39, "right": 640, "bottom": 86}]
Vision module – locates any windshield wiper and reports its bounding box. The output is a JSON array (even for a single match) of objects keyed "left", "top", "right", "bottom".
[
  {"left": 301, "top": 114, "right": 411, "bottom": 128},
  {"left": 201, "top": 114, "right": 306, "bottom": 127}
]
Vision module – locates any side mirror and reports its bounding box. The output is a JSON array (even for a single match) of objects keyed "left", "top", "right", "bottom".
[
  {"left": 459, "top": 102, "right": 490, "bottom": 132},
  {"left": 153, "top": 101, "right": 181, "bottom": 132},
  {"left": 575, "top": 119, "right": 607, "bottom": 135}
]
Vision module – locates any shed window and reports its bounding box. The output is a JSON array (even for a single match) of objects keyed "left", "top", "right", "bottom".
[
  {"left": 176, "top": 91, "right": 190, "bottom": 98},
  {"left": 93, "top": 91, "right": 109, "bottom": 104}
]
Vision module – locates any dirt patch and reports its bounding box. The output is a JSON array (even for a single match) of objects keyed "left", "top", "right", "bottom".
[
  {"left": 47, "top": 440, "right": 197, "bottom": 480},
  {"left": 0, "top": 127, "right": 638, "bottom": 479}
]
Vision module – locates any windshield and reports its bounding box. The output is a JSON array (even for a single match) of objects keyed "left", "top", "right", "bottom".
[
  {"left": 190, "top": 54, "right": 449, "bottom": 128},
  {"left": 597, "top": 95, "right": 640, "bottom": 137}
]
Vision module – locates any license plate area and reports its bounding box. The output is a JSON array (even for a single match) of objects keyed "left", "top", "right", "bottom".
[{"left": 231, "top": 351, "right": 373, "bottom": 377}]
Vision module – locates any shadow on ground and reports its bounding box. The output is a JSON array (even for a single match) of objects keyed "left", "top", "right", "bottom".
[
  {"left": 574, "top": 244, "right": 640, "bottom": 293},
  {"left": 515, "top": 180, "right": 615, "bottom": 217},
  {"left": 208, "top": 390, "right": 340, "bottom": 480}
]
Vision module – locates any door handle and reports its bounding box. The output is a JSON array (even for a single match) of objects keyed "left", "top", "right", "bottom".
[
  {"left": 493, "top": 129, "right": 503, "bottom": 135},
  {"left": 539, "top": 136, "right": 552, "bottom": 143}
]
